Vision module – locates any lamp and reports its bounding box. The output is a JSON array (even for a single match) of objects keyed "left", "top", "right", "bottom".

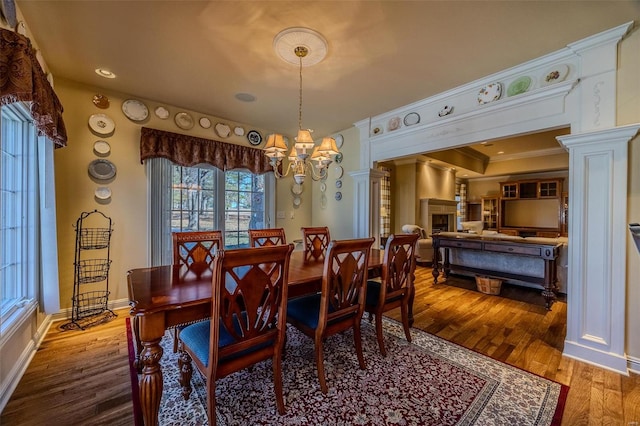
[{"left": 264, "top": 28, "right": 340, "bottom": 185}]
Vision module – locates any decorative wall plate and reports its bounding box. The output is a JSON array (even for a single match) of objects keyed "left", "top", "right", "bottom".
[
  {"left": 477, "top": 82, "right": 502, "bottom": 105},
  {"left": 541, "top": 64, "right": 569, "bottom": 86},
  {"left": 88, "top": 113, "right": 115, "bottom": 135},
  {"left": 93, "top": 140, "right": 111, "bottom": 155},
  {"left": 293, "top": 196, "right": 301, "bottom": 206},
  {"left": 234, "top": 126, "right": 245, "bottom": 136},
  {"left": 320, "top": 193, "right": 327, "bottom": 209},
  {"left": 92, "top": 94, "right": 109, "bottom": 109},
  {"left": 438, "top": 105, "right": 453, "bottom": 117},
  {"left": 199, "top": 117, "right": 211, "bottom": 129},
  {"left": 388, "top": 117, "right": 402, "bottom": 131},
  {"left": 335, "top": 192, "right": 342, "bottom": 201},
  {"left": 154, "top": 106, "right": 169, "bottom": 119},
  {"left": 122, "top": 99, "right": 149, "bottom": 122},
  {"left": 334, "top": 165, "right": 344, "bottom": 179},
  {"left": 507, "top": 76, "right": 532, "bottom": 97},
  {"left": 404, "top": 112, "right": 421, "bottom": 125},
  {"left": 88, "top": 159, "right": 117, "bottom": 180},
  {"left": 94, "top": 186, "right": 112, "bottom": 200},
  {"left": 175, "top": 112, "right": 194, "bottom": 129},
  {"left": 247, "top": 130, "right": 262, "bottom": 146},
  {"left": 320, "top": 182, "right": 326, "bottom": 192},
  {"left": 335, "top": 180, "right": 342, "bottom": 188},
  {"left": 372, "top": 126, "right": 383, "bottom": 135},
  {"left": 334, "top": 134, "right": 344, "bottom": 148},
  {"left": 334, "top": 153, "right": 343, "bottom": 164},
  {"left": 215, "top": 122, "right": 231, "bottom": 138}
]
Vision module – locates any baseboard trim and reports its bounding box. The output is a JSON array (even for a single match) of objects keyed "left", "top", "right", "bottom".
[
  {"left": 0, "top": 314, "right": 53, "bottom": 413},
  {"left": 563, "top": 340, "right": 629, "bottom": 375},
  {"left": 627, "top": 355, "right": 640, "bottom": 374},
  {"left": 50, "top": 298, "right": 131, "bottom": 322}
]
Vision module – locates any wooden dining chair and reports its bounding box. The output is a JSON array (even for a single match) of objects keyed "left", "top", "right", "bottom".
[
  {"left": 364, "top": 233, "right": 419, "bottom": 356},
  {"left": 173, "top": 230, "right": 224, "bottom": 266},
  {"left": 286, "top": 237, "right": 375, "bottom": 393},
  {"left": 171, "top": 231, "right": 224, "bottom": 352},
  {"left": 178, "top": 244, "right": 294, "bottom": 424},
  {"left": 248, "top": 228, "right": 287, "bottom": 247},
  {"left": 301, "top": 226, "right": 331, "bottom": 261}
]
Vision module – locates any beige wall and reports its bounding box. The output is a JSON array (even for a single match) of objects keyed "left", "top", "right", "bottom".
[
  {"left": 391, "top": 162, "right": 418, "bottom": 233},
  {"left": 388, "top": 160, "right": 456, "bottom": 233},
  {"left": 416, "top": 161, "right": 457, "bottom": 201},
  {"left": 310, "top": 126, "right": 360, "bottom": 239},
  {"left": 53, "top": 78, "right": 300, "bottom": 310}
]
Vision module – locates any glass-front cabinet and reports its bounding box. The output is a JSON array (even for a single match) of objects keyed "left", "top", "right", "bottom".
[
  {"left": 561, "top": 192, "right": 568, "bottom": 236},
  {"left": 501, "top": 182, "right": 518, "bottom": 199},
  {"left": 500, "top": 179, "right": 562, "bottom": 199},
  {"left": 539, "top": 180, "right": 560, "bottom": 198},
  {"left": 481, "top": 197, "right": 498, "bottom": 230}
]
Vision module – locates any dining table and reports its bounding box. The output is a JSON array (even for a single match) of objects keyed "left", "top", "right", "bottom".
[{"left": 127, "top": 248, "right": 411, "bottom": 426}]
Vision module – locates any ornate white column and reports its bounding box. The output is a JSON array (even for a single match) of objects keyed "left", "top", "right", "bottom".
[{"left": 558, "top": 124, "right": 640, "bottom": 374}]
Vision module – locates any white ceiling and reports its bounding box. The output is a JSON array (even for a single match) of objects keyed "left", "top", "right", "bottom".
[{"left": 14, "top": 1, "right": 640, "bottom": 157}]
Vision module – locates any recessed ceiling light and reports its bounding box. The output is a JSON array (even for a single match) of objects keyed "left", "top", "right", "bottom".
[
  {"left": 95, "top": 68, "right": 116, "bottom": 79},
  {"left": 235, "top": 92, "right": 256, "bottom": 102},
  {"left": 497, "top": 151, "right": 505, "bottom": 154}
]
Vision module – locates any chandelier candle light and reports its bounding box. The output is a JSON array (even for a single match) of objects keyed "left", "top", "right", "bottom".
[{"left": 264, "top": 28, "right": 340, "bottom": 185}]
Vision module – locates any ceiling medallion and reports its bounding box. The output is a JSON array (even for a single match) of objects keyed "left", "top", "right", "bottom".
[{"left": 273, "top": 27, "right": 328, "bottom": 67}]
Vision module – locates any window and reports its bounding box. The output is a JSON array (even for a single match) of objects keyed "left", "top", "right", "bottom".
[
  {"left": 1, "top": 103, "right": 60, "bottom": 336},
  {"left": 171, "top": 165, "right": 217, "bottom": 232},
  {"left": 223, "top": 170, "right": 265, "bottom": 247},
  {"left": 0, "top": 104, "right": 33, "bottom": 323},
  {"left": 149, "top": 158, "right": 274, "bottom": 265}
]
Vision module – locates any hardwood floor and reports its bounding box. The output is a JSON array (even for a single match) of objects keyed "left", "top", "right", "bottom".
[{"left": 2, "top": 265, "right": 639, "bottom": 425}]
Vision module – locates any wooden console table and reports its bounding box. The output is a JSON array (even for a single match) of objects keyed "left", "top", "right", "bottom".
[{"left": 431, "top": 234, "right": 561, "bottom": 309}]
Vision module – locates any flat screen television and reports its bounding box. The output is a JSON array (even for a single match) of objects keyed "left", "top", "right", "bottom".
[{"left": 502, "top": 199, "right": 559, "bottom": 228}]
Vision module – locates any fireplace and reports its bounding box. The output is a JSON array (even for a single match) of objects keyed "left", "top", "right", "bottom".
[
  {"left": 431, "top": 214, "right": 450, "bottom": 233},
  {"left": 420, "top": 198, "right": 458, "bottom": 235}
]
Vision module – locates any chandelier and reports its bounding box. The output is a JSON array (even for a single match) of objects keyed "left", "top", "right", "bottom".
[{"left": 264, "top": 28, "right": 340, "bottom": 185}]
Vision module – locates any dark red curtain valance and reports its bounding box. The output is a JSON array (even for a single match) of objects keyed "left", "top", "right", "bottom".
[
  {"left": 140, "top": 127, "right": 273, "bottom": 174},
  {"left": 0, "top": 28, "right": 67, "bottom": 147}
]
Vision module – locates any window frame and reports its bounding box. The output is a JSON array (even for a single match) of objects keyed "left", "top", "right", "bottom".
[
  {"left": 147, "top": 158, "right": 275, "bottom": 266},
  {"left": 0, "top": 103, "right": 43, "bottom": 339}
]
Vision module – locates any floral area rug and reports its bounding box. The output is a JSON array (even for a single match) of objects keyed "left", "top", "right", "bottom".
[{"left": 128, "top": 318, "right": 567, "bottom": 425}]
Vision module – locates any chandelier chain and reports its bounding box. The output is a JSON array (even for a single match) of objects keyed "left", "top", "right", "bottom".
[{"left": 299, "top": 54, "right": 303, "bottom": 131}]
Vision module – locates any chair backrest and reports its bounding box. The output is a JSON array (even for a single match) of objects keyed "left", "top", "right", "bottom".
[
  {"left": 379, "top": 233, "right": 419, "bottom": 303},
  {"left": 319, "top": 237, "right": 375, "bottom": 327},
  {"left": 248, "top": 228, "right": 287, "bottom": 247},
  {"left": 302, "top": 226, "right": 331, "bottom": 261},
  {"left": 172, "top": 231, "right": 224, "bottom": 266},
  {"left": 209, "top": 244, "right": 294, "bottom": 375}
]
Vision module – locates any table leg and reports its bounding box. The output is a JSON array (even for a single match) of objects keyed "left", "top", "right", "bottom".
[
  {"left": 138, "top": 313, "right": 165, "bottom": 426},
  {"left": 132, "top": 316, "right": 143, "bottom": 373},
  {"left": 542, "top": 259, "right": 557, "bottom": 310},
  {"left": 431, "top": 241, "right": 440, "bottom": 283}
]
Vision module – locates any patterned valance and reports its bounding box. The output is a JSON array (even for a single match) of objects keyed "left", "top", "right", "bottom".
[
  {"left": 0, "top": 28, "right": 67, "bottom": 147},
  {"left": 140, "top": 127, "right": 273, "bottom": 174}
]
